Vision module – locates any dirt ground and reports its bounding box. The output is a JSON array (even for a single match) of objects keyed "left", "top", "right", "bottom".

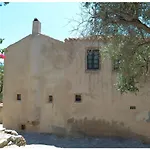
[{"left": 1, "top": 124, "right": 150, "bottom": 148}]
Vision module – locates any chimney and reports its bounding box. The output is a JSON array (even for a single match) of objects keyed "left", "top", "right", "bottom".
[{"left": 32, "top": 18, "right": 41, "bottom": 35}]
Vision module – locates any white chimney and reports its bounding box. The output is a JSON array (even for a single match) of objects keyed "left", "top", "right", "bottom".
[{"left": 32, "top": 18, "right": 41, "bottom": 35}]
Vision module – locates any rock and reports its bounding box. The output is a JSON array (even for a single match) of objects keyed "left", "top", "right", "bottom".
[
  {"left": 10, "top": 135, "right": 26, "bottom": 147},
  {"left": 0, "top": 139, "right": 9, "bottom": 148},
  {"left": 4, "top": 129, "right": 18, "bottom": 136},
  {"left": 0, "top": 126, "right": 26, "bottom": 148},
  {"left": 0, "top": 128, "right": 5, "bottom": 132},
  {"left": 0, "top": 130, "right": 26, "bottom": 148},
  {"left": 7, "top": 141, "right": 13, "bottom": 146}
]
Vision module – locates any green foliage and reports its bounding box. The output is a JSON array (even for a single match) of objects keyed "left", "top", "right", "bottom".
[
  {"left": 79, "top": 2, "right": 150, "bottom": 94},
  {"left": 0, "top": 63, "right": 4, "bottom": 102},
  {"left": 0, "top": 45, "right": 4, "bottom": 102},
  {"left": 0, "top": 2, "right": 9, "bottom": 6},
  {"left": 102, "top": 35, "right": 150, "bottom": 94},
  {"left": 0, "top": 2, "right": 9, "bottom": 102},
  {"left": 0, "top": 38, "right": 4, "bottom": 102},
  {"left": 0, "top": 39, "right": 4, "bottom": 44}
]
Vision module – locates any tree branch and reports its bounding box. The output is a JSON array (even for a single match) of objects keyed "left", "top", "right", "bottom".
[
  {"left": 112, "top": 19, "right": 150, "bottom": 34},
  {"left": 137, "top": 39, "right": 150, "bottom": 47}
]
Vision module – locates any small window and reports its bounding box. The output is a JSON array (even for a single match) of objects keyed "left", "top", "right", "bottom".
[
  {"left": 17, "top": 94, "right": 21, "bottom": 101},
  {"left": 130, "top": 106, "right": 136, "bottom": 109},
  {"left": 75, "top": 94, "right": 82, "bottom": 102},
  {"left": 21, "top": 124, "right": 26, "bottom": 130},
  {"left": 49, "top": 95, "right": 53, "bottom": 103},
  {"left": 87, "top": 50, "right": 100, "bottom": 70},
  {"left": 113, "top": 59, "right": 121, "bottom": 71}
]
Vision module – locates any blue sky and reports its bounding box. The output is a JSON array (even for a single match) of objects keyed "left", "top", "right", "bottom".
[{"left": 0, "top": 2, "right": 81, "bottom": 49}]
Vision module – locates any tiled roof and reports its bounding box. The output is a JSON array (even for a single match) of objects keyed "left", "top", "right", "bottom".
[{"left": 64, "top": 35, "right": 111, "bottom": 42}]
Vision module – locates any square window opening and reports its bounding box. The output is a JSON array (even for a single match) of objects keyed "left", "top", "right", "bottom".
[
  {"left": 17, "top": 94, "right": 21, "bottom": 101},
  {"left": 49, "top": 95, "right": 53, "bottom": 103},
  {"left": 75, "top": 94, "right": 82, "bottom": 102}
]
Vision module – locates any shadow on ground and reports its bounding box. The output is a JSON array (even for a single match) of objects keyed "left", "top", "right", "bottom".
[{"left": 18, "top": 131, "right": 150, "bottom": 148}]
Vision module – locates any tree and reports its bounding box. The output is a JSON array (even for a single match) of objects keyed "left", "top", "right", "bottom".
[
  {"left": 0, "top": 41, "right": 5, "bottom": 103},
  {"left": 0, "top": 2, "right": 9, "bottom": 45},
  {"left": 78, "top": 2, "right": 150, "bottom": 94},
  {"left": 0, "top": 63, "right": 4, "bottom": 102},
  {"left": 0, "top": 39, "right": 5, "bottom": 103},
  {"left": 0, "top": 2, "right": 9, "bottom": 6},
  {"left": 0, "top": 2, "right": 9, "bottom": 102}
]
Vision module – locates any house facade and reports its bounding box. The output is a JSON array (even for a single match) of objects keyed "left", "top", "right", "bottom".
[{"left": 3, "top": 18, "right": 150, "bottom": 141}]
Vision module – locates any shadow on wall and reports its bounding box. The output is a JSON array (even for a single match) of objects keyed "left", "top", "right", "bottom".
[
  {"left": 67, "top": 117, "right": 150, "bottom": 144},
  {"left": 67, "top": 117, "right": 133, "bottom": 138}
]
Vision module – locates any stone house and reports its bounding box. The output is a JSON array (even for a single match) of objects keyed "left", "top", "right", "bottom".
[{"left": 2, "top": 18, "right": 150, "bottom": 140}]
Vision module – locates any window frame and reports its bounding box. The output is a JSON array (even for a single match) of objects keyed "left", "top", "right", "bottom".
[{"left": 85, "top": 48, "right": 101, "bottom": 71}]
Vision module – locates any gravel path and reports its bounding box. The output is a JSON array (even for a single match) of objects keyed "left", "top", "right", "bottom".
[{"left": 17, "top": 131, "right": 150, "bottom": 148}]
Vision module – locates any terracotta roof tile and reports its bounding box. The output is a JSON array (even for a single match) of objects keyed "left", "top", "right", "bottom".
[{"left": 65, "top": 35, "right": 110, "bottom": 42}]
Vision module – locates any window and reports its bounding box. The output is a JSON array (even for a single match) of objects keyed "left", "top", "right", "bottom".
[
  {"left": 130, "top": 106, "right": 136, "bottom": 109},
  {"left": 49, "top": 95, "right": 53, "bottom": 103},
  {"left": 87, "top": 50, "right": 100, "bottom": 70},
  {"left": 17, "top": 94, "right": 21, "bottom": 101},
  {"left": 113, "top": 59, "right": 121, "bottom": 71},
  {"left": 75, "top": 94, "right": 82, "bottom": 102},
  {"left": 21, "top": 124, "right": 26, "bottom": 130}
]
